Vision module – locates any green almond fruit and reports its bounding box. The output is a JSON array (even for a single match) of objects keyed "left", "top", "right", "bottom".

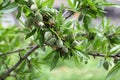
[
  {"left": 62, "top": 46, "right": 68, "bottom": 53},
  {"left": 25, "top": 17, "right": 33, "bottom": 28},
  {"left": 56, "top": 39, "right": 63, "bottom": 48},
  {"left": 47, "top": 37, "right": 57, "bottom": 46},
  {"left": 44, "top": 31, "right": 52, "bottom": 41},
  {"left": 35, "top": 13, "right": 43, "bottom": 22}
]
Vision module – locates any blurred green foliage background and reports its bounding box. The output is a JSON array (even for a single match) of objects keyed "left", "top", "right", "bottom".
[{"left": 40, "top": 58, "right": 120, "bottom": 80}]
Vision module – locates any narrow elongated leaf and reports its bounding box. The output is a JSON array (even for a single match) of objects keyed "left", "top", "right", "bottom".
[
  {"left": 38, "top": 28, "right": 44, "bottom": 48},
  {"left": 74, "top": 47, "right": 90, "bottom": 59},
  {"left": 67, "top": 0, "right": 74, "bottom": 8},
  {"left": 110, "top": 45, "right": 120, "bottom": 55},
  {"left": 103, "top": 61, "right": 109, "bottom": 70},
  {"left": 83, "top": 15, "right": 91, "bottom": 31},
  {"left": 106, "top": 62, "right": 120, "bottom": 80},
  {"left": 42, "top": 0, "right": 54, "bottom": 8},
  {"left": 0, "top": 2, "right": 18, "bottom": 13},
  {"left": 57, "top": 4, "right": 64, "bottom": 19},
  {"left": 43, "top": 49, "right": 57, "bottom": 60},
  {"left": 25, "top": 29, "right": 36, "bottom": 39},
  {"left": 1, "top": 0, "right": 9, "bottom": 7},
  {"left": 74, "top": 55, "right": 81, "bottom": 67},
  {"left": 0, "top": 0, "right": 3, "bottom": 5},
  {"left": 50, "top": 53, "right": 59, "bottom": 71},
  {"left": 16, "top": 6, "right": 22, "bottom": 19}
]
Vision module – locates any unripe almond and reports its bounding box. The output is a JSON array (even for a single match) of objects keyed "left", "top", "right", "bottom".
[
  {"left": 35, "top": 13, "right": 43, "bottom": 22},
  {"left": 56, "top": 39, "right": 63, "bottom": 48},
  {"left": 62, "top": 46, "right": 68, "bottom": 53},
  {"left": 25, "top": 17, "right": 33, "bottom": 28},
  {"left": 44, "top": 31, "right": 52, "bottom": 41},
  {"left": 47, "top": 37, "right": 57, "bottom": 46}
]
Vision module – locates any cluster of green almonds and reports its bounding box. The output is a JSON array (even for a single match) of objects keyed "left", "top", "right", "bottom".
[
  {"left": 24, "top": 0, "right": 79, "bottom": 55},
  {"left": 25, "top": 12, "right": 44, "bottom": 28},
  {"left": 44, "top": 31, "right": 69, "bottom": 53},
  {"left": 25, "top": 1, "right": 44, "bottom": 28}
]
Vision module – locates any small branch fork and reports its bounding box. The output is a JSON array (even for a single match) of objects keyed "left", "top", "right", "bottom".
[{"left": 0, "top": 45, "right": 39, "bottom": 80}]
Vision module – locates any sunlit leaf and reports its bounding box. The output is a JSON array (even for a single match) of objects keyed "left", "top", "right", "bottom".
[
  {"left": 106, "top": 62, "right": 120, "bottom": 80},
  {"left": 0, "top": 2, "right": 18, "bottom": 13}
]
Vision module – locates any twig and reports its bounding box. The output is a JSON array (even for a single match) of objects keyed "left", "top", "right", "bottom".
[
  {"left": 0, "top": 45, "right": 39, "bottom": 80},
  {"left": 64, "top": 11, "right": 75, "bottom": 19},
  {"left": 0, "top": 46, "right": 34, "bottom": 56},
  {"left": 88, "top": 53, "right": 120, "bottom": 58}
]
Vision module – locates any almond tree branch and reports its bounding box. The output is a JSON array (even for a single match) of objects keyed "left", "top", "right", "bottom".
[
  {"left": 63, "top": 10, "right": 75, "bottom": 19},
  {"left": 0, "top": 45, "right": 39, "bottom": 80},
  {"left": 0, "top": 46, "right": 34, "bottom": 56},
  {"left": 88, "top": 53, "right": 120, "bottom": 58}
]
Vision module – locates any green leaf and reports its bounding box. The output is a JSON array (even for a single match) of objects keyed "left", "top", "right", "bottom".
[
  {"left": 103, "top": 61, "right": 109, "bottom": 70},
  {"left": 67, "top": 0, "right": 74, "bottom": 8},
  {"left": 106, "top": 62, "right": 120, "bottom": 80},
  {"left": 0, "top": 2, "right": 18, "bottom": 13},
  {"left": 110, "top": 45, "right": 120, "bottom": 55},
  {"left": 43, "top": 49, "right": 57, "bottom": 60},
  {"left": 0, "top": 0, "right": 3, "bottom": 5},
  {"left": 83, "top": 15, "right": 91, "bottom": 31},
  {"left": 16, "top": 6, "right": 22, "bottom": 19},
  {"left": 74, "top": 47, "right": 90, "bottom": 59},
  {"left": 38, "top": 28, "right": 44, "bottom": 48},
  {"left": 57, "top": 4, "right": 64, "bottom": 19},
  {"left": 74, "top": 55, "right": 81, "bottom": 67},
  {"left": 50, "top": 53, "right": 59, "bottom": 71},
  {"left": 1, "top": 0, "right": 9, "bottom": 8},
  {"left": 25, "top": 29, "right": 36, "bottom": 39},
  {"left": 42, "top": 0, "right": 54, "bottom": 8},
  {"left": 17, "top": 61, "right": 26, "bottom": 71}
]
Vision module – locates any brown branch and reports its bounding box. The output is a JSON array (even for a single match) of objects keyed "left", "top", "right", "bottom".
[
  {"left": 88, "top": 53, "right": 120, "bottom": 58},
  {"left": 0, "top": 46, "right": 34, "bottom": 56},
  {"left": 0, "top": 45, "right": 39, "bottom": 80},
  {"left": 63, "top": 11, "right": 75, "bottom": 19}
]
